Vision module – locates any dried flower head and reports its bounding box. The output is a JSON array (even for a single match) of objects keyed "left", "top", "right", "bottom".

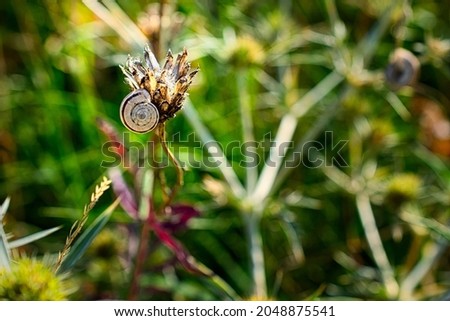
[{"left": 120, "top": 45, "right": 198, "bottom": 124}]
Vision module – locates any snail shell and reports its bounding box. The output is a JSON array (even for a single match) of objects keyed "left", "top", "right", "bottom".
[
  {"left": 120, "top": 89, "right": 160, "bottom": 133},
  {"left": 385, "top": 48, "right": 420, "bottom": 90}
]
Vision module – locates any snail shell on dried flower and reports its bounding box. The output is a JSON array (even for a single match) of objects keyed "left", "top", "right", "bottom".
[
  {"left": 120, "top": 45, "right": 198, "bottom": 131},
  {"left": 120, "top": 89, "right": 160, "bottom": 133},
  {"left": 385, "top": 48, "right": 420, "bottom": 90}
]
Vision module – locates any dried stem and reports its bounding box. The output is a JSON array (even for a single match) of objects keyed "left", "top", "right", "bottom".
[
  {"left": 82, "top": 0, "right": 147, "bottom": 49},
  {"left": 153, "top": 0, "right": 167, "bottom": 59},
  {"left": 156, "top": 123, "right": 184, "bottom": 209},
  {"left": 156, "top": 166, "right": 171, "bottom": 206}
]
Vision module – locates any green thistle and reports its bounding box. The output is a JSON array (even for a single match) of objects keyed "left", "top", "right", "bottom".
[
  {"left": 384, "top": 173, "right": 421, "bottom": 208},
  {"left": 0, "top": 257, "right": 70, "bottom": 300}
]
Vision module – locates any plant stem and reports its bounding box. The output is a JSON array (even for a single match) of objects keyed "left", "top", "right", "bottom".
[
  {"left": 244, "top": 209, "right": 267, "bottom": 299},
  {"left": 273, "top": 86, "right": 352, "bottom": 195},
  {"left": 83, "top": 0, "right": 147, "bottom": 50},
  {"left": 251, "top": 71, "right": 344, "bottom": 204},
  {"left": 194, "top": 261, "right": 241, "bottom": 300},
  {"left": 128, "top": 220, "right": 151, "bottom": 300},
  {"left": 355, "top": 192, "right": 399, "bottom": 298},
  {"left": 184, "top": 99, "right": 246, "bottom": 199},
  {"left": 399, "top": 239, "right": 447, "bottom": 299},
  {"left": 0, "top": 197, "right": 11, "bottom": 270},
  {"left": 237, "top": 69, "right": 258, "bottom": 193},
  {"left": 157, "top": 124, "right": 183, "bottom": 208},
  {"left": 152, "top": 0, "right": 167, "bottom": 59},
  {"left": 128, "top": 169, "right": 154, "bottom": 299},
  {"left": 399, "top": 206, "right": 448, "bottom": 299},
  {"left": 356, "top": 2, "right": 401, "bottom": 64}
]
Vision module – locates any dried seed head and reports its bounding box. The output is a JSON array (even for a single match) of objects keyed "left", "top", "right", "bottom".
[
  {"left": 385, "top": 48, "right": 420, "bottom": 90},
  {"left": 120, "top": 45, "right": 198, "bottom": 125}
]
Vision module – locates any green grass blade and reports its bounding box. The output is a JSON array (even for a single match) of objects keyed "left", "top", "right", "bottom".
[
  {"left": 403, "top": 214, "right": 450, "bottom": 241},
  {"left": 9, "top": 226, "right": 62, "bottom": 249},
  {"left": 0, "top": 232, "right": 11, "bottom": 271},
  {"left": 0, "top": 197, "right": 10, "bottom": 220},
  {"left": 0, "top": 197, "right": 11, "bottom": 270},
  {"left": 57, "top": 199, "right": 119, "bottom": 274},
  {"left": 414, "top": 145, "right": 450, "bottom": 189}
]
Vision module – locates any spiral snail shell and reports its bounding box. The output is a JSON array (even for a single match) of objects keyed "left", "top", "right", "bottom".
[
  {"left": 120, "top": 89, "right": 160, "bottom": 133},
  {"left": 385, "top": 48, "right": 420, "bottom": 90}
]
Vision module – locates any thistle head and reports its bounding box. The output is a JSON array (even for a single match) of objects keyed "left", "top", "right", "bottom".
[
  {"left": 120, "top": 45, "right": 198, "bottom": 124},
  {"left": 0, "top": 257, "right": 71, "bottom": 300},
  {"left": 384, "top": 173, "right": 421, "bottom": 208}
]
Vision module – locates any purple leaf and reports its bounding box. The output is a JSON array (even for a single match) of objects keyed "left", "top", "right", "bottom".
[
  {"left": 108, "top": 168, "right": 139, "bottom": 219},
  {"left": 96, "top": 117, "right": 126, "bottom": 158},
  {"left": 152, "top": 222, "right": 207, "bottom": 275},
  {"left": 161, "top": 204, "right": 200, "bottom": 232}
]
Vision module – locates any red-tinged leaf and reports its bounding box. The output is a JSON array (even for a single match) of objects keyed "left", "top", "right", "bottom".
[
  {"left": 162, "top": 204, "right": 200, "bottom": 232},
  {"left": 108, "top": 168, "right": 139, "bottom": 219},
  {"left": 152, "top": 222, "right": 207, "bottom": 275},
  {"left": 96, "top": 117, "right": 126, "bottom": 158}
]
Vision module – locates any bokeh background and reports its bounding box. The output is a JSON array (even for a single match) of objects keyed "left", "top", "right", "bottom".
[{"left": 1, "top": 0, "right": 450, "bottom": 300}]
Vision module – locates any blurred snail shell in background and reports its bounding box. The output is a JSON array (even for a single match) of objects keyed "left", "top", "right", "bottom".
[
  {"left": 120, "top": 89, "right": 160, "bottom": 133},
  {"left": 385, "top": 48, "right": 420, "bottom": 90}
]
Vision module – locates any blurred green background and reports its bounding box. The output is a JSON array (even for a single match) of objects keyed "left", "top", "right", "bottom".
[{"left": 1, "top": 0, "right": 450, "bottom": 300}]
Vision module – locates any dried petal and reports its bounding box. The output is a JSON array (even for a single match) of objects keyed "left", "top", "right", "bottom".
[
  {"left": 173, "top": 49, "right": 188, "bottom": 79},
  {"left": 144, "top": 44, "right": 160, "bottom": 71},
  {"left": 120, "top": 65, "right": 140, "bottom": 89},
  {"left": 162, "top": 49, "right": 174, "bottom": 72},
  {"left": 158, "top": 82, "right": 169, "bottom": 102},
  {"left": 160, "top": 101, "right": 170, "bottom": 113},
  {"left": 188, "top": 69, "right": 199, "bottom": 80}
]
